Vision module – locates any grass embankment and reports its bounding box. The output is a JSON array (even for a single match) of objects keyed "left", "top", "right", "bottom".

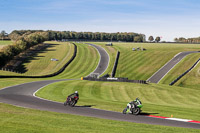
[
  {"left": 21, "top": 41, "right": 74, "bottom": 76},
  {"left": 56, "top": 43, "right": 99, "bottom": 79},
  {"left": 174, "top": 57, "right": 200, "bottom": 89},
  {"left": 160, "top": 53, "right": 200, "bottom": 85},
  {"left": 0, "top": 42, "right": 99, "bottom": 78},
  {"left": 102, "top": 43, "right": 200, "bottom": 80},
  {"left": 37, "top": 80, "right": 200, "bottom": 121},
  {"left": 0, "top": 41, "right": 74, "bottom": 76},
  {"left": 1, "top": 103, "right": 199, "bottom": 133},
  {"left": 0, "top": 42, "right": 100, "bottom": 87}
]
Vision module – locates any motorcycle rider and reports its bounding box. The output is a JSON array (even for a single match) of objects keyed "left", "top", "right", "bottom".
[
  {"left": 126, "top": 100, "right": 136, "bottom": 113},
  {"left": 68, "top": 91, "right": 79, "bottom": 101}
]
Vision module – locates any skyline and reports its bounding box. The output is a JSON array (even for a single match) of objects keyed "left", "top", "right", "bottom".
[{"left": 1, "top": 0, "right": 200, "bottom": 41}]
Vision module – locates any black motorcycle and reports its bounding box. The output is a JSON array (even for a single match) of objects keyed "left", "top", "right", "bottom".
[{"left": 64, "top": 96, "right": 79, "bottom": 107}]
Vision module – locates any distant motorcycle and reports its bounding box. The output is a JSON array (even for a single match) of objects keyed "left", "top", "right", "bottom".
[
  {"left": 64, "top": 96, "right": 79, "bottom": 107},
  {"left": 123, "top": 98, "right": 143, "bottom": 115}
]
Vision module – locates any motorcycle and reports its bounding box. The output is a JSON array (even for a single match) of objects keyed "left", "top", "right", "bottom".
[
  {"left": 64, "top": 96, "right": 79, "bottom": 107},
  {"left": 123, "top": 98, "right": 143, "bottom": 115}
]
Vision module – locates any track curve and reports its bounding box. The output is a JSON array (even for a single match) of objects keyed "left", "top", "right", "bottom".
[
  {"left": 86, "top": 43, "right": 109, "bottom": 76},
  {"left": 0, "top": 45, "right": 200, "bottom": 129},
  {"left": 0, "top": 80, "right": 199, "bottom": 129},
  {"left": 147, "top": 51, "right": 200, "bottom": 83}
]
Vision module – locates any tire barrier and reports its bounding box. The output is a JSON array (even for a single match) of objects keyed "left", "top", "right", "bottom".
[
  {"left": 0, "top": 43, "right": 77, "bottom": 78},
  {"left": 111, "top": 51, "right": 120, "bottom": 77},
  {"left": 83, "top": 77, "right": 147, "bottom": 84},
  {"left": 169, "top": 58, "right": 200, "bottom": 85}
]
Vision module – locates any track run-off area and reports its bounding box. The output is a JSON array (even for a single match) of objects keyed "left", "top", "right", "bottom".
[{"left": 0, "top": 43, "right": 200, "bottom": 129}]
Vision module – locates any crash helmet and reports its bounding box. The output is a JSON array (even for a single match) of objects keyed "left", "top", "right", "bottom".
[{"left": 75, "top": 91, "right": 78, "bottom": 94}]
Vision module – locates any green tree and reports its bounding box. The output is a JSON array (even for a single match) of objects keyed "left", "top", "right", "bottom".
[
  {"left": 174, "top": 38, "right": 178, "bottom": 42},
  {"left": 0, "top": 30, "right": 7, "bottom": 40},
  {"left": 155, "top": 36, "right": 161, "bottom": 42},
  {"left": 134, "top": 36, "right": 143, "bottom": 42},
  {"left": 148, "top": 36, "right": 154, "bottom": 42}
]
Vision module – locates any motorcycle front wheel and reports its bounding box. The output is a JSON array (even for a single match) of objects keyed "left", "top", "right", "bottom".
[{"left": 122, "top": 109, "right": 127, "bottom": 114}]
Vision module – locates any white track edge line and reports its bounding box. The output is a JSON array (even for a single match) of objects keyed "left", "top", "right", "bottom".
[
  {"left": 157, "top": 56, "right": 187, "bottom": 83},
  {"left": 146, "top": 52, "right": 181, "bottom": 82}
]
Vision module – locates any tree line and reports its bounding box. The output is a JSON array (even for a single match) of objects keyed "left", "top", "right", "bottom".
[
  {"left": 8, "top": 30, "right": 145, "bottom": 42},
  {"left": 174, "top": 37, "right": 200, "bottom": 43},
  {"left": 0, "top": 30, "right": 146, "bottom": 67}
]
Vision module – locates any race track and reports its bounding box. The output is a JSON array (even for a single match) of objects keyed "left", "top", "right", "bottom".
[
  {"left": 0, "top": 80, "right": 199, "bottom": 129},
  {"left": 87, "top": 43, "right": 109, "bottom": 76},
  {"left": 0, "top": 44, "right": 199, "bottom": 129},
  {"left": 147, "top": 51, "right": 200, "bottom": 83}
]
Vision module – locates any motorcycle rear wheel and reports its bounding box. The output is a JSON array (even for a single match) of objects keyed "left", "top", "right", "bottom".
[{"left": 132, "top": 108, "right": 140, "bottom": 115}]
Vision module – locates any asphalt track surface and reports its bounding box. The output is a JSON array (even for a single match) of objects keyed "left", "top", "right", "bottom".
[
  {"left": 87, "top": 43, "right": 109, "bottom": 76},
  {"left": 0, "top": 44, "right": 199, "bottom": 129},
  {"left": 147, "top": 51, "right": 200, "bottom": 83}
]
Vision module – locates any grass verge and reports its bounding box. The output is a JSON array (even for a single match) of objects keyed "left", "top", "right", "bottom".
[
  {"left": 36, "top": 80, "right": 200, "bottom": 121},
  {"left": 0, "top": 103, "right": 199, "bottom": 133}
]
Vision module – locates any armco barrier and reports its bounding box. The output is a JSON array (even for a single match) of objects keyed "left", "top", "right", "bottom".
[
  {"left": 169, "top": 58, "right": 200, "bottom": 85},
  {"left": 83, "top": 77, "right": 147, "bottom": 84},
  {"left": 111, "top": 51, "right": 120, "bottom": 77},
  {"left": 0, "top": 43, "right": 77, "bottom": 78}
]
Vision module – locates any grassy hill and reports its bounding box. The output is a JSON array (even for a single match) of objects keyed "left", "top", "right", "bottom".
[
  {"left": 0, "top": 41, "right": 74, "bottom": 76},
  {"left": 55, "top": 42, "right": 99, "bottom": 79},
  {"left": 94, "top": 43, "right": 200, "bottom": 81},
  {"left": 174, "top": 58, "right": 200, "bottom": 89},
  {"left": 0, "top": 42, "right": 99, "bottom": 78},
  {"left": 0, "top": 42, "right": 200, "bottom": 132}
]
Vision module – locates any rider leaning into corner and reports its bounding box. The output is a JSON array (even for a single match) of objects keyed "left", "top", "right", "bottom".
[
  {"left": 68, "top": 91, "right": 79, "bottom": 99},
  {"left": 126, "top": 100, "right": 136, "bottom": 113}
]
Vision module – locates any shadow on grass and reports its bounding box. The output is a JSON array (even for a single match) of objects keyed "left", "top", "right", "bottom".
[{"left": 15, "top": 43, "right": 59, "bottom": 73}]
